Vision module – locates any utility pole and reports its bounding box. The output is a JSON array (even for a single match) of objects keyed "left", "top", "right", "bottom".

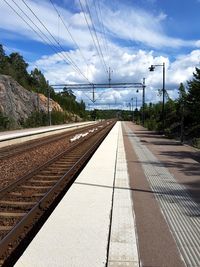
[
  {"left": 142, "top": 78, "right": 146, "bottom": 126},
  {"left": 47, "top": 83, "right": 51, "bottom": 126},
  {"left": 108, "top": 67, "right": 113, "bottom": 87},
  {"left": 162, "top": 62, "right": 165, "bottom": 133},
  {"left": 135, "top": 97, "right": 138, "bottom": 110},
  {"left": 92, "top": 84, "right": 95, "bottom": 103},
  {"left": 149, "top": 63, "right": 165, "bottom": 133},
  {"left": 130, "top": 97, "right": 133, "bottom": 121}
]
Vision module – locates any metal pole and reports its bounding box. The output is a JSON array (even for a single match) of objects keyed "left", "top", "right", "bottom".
[
  {"left": 131, "top": 97, "right": 134, "bottom": 121},
  {"left": 47, "top": 86, "right": 51, "bottom": 126},
  {"left": 92, "top": 84, "right": 95, "bottom": 103},
  {"left": 142, "top": 77, "right": 145, "bottom": 126},
  {"left": 108, "top": 67, "right": 112, "bottom": 88},
  {"left": 162, "top": 63, "right": 165, "bottom": 133}
]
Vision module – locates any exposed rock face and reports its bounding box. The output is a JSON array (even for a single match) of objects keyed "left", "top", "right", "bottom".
[
  {"left": 37, "top": 93, "right": 62, "bottom": 113},
  {"left": 0, "top": 75, "right": 62, "bottom": 126}
]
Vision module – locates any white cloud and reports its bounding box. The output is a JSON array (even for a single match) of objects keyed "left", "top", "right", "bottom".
[
  {"left": 31, "top": 42, "right": 200, "bottom": 109},
  {"left": 1, "top": 0, "right": 199, "bottom": 51},
  {"left": 1, "top": 0, "right": 200, "bottom": 109},
  {"left": 101, "top": 3, "right": 197, "bottom": 49},
  {"left": 168, "top": 50, "right": 200, "bottom": 85}
]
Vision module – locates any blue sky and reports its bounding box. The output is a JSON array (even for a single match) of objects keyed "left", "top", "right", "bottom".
[{"left": 0, "top": 0, "right": 200, "bottom": 108}]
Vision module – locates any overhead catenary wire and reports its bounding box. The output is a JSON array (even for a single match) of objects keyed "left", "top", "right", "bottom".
[
  {"left": 9, "top": 0, "right": 64, "bottom": 53},
  {"left": 3, "top": 0, "right": 62, "bottom": 57},
  {"left": 3, "top": 0, "right": 92, "bottom": 84},
  {"left": 93, "top": 0, "right": 109, "bottom": 61},
  {"left": 20, "top": 0, "right": 92, "bottom": 83},
  {"left": 49, "top": 0, "right": 89, "bottom": 69},
  {"left": 78, "top": 0, "right": 108, "bottom": 75},
  {"left": 92, "top": 0, "right": 112, "bottom": 84},
  {"left": 10, "top": 0, "right": 78, "bottom": 75},
  {"left": 2, "top": 43, "right": 40, "bottom": 71},
  {"left": 96, "top": 0, "right": 110, "bottom": 61},
  {"left": 84, "top": 0, "right": 108, "bottom": 73}
]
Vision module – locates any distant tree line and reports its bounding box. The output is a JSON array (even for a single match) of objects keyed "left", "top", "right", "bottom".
[
  {"left": 1, "top": 44, "right": 200, "bottom": 146},
  {"left": 0, "top": 44, "right": 87, "bottom": 128},
  {"left": 134, "top": 67, "right": 200, "bottom": 147}
]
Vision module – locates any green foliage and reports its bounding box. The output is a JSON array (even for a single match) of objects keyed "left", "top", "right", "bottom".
[
  {"left": 0, "top": 44, "right": 88, "bottom": 126},
  {"left": 51, "top": 111, "right": 70, "bottom": 125},
  {"left": 0, "top": 111, "right": 10, "bottom": 130},
  {"left": 192, "top": 137, "right": 200, "bottom": 149},
  {"left": 186, "top": 67, "right": 200, "bottom": 126},
  {"left": 88, "top": 109, "right": 133, "bottom": 121},
  {"left": 23, "top": 111, "right": 48, "bottom": 128},
  {"left": 139, "top": 70, "right": 200, "bottom": 143},
  {"left": 23, "top": 110, "right": 73, "bottom": 128},
  {"left": 0, "top": 46, "right": 30, "bottom": 89}
]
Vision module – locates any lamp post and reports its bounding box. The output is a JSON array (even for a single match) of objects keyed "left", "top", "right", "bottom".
[{"left": 149, "top": 63, "right": 165, "bottom": 133}]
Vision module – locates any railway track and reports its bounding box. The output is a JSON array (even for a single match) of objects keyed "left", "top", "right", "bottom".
[
  {"left": 0, "top": 122, "right": 99, "bottom": 160},
  {"left": 0, "top": 120, "right": 116, "bottom": 266}
]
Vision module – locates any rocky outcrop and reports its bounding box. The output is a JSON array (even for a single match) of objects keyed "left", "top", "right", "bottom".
[
  {"left": 37, "top": 93, "right": 62, "bottom": 113},
  {"left": 0, "top": 75, "right": 63, "bottom": 126}
]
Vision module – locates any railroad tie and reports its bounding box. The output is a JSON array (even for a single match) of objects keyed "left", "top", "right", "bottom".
[{"left": 0, "top": 212, "right": 26, "bottom": 217}]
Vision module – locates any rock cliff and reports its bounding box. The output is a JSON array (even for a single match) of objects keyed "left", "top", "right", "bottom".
[{"left": 0, "top": 75, "right": 63, "bottom": 126}]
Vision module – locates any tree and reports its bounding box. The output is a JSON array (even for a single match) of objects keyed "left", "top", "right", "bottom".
[
  {"left": 178, "top": 83, "right": 187, "bottom": 142},
  {"left": 8, "top": 52, "right": 29, "bottom": 87},
  {"left": 30, "top": 68, "right": 49, "bottom": 95},
  {"left": 186, "top": 67, "right": 200, "bottom": 138},
  {"left": 0, "top": 45, "right": 9, "bottom": 74}
]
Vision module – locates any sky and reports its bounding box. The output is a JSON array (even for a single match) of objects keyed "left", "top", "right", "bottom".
[{"left": 1, "top": 0, "right": 200, "bottom": 109}]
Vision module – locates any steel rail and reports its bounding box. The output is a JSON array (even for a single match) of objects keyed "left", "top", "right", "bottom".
[
  {"left": 0, "top": 120, "right": 115, "bottom": 266},
  {"left": 0, "top": 122, "right": 100, "bottom": 160}
]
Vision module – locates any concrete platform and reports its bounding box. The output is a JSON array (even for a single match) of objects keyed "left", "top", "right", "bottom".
[
  {"left": 10, "top": 121, "right": 200, "bottom": 266},
  {"left": 14, "top": 122, "right": 139, "bottom": 267}
]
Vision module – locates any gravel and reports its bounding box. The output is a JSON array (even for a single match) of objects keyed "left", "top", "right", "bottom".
[{"left": 0, "top": 136, "right": 71, "bottom": 190}]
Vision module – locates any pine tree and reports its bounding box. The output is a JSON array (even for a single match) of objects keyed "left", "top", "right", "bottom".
[{"left": 186, "top": 68, "right": 200, "bottom": 137}]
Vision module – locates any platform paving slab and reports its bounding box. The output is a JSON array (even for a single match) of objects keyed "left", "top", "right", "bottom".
[
  {"left": 14, "top": 122, "right": 119, "bottom": 267},
  {"left": 14, "top": 122, "right": 138, "bottom": 267},
  {"left": 124, "top": 122, "right": 200, "bottom": 267},
  {"left": 108, "top": 125, "right": 139, "bottom": 267}
]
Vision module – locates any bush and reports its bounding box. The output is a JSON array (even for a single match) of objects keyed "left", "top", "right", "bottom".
[
  {"left": 0, "top": 112, "right": 14, "bottom": 130},
  {"left": 23, "top": 111, "right": 48, "bottom": 128},
  {"left": 22, "top": 110, "right": 71, "bottom": 128},
  {"left": 187, "top": 124, "right": 200, "bottom": 138},
  {"left": 51, "top": 111, "right": 70, "bottom": 125},
  {"left": 192, "top": 138, "right": 200, "bottom": 149}
]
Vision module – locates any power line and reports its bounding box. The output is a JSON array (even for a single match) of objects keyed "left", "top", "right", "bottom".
[
  {"left": 96, "top": 0, "right": 110, "bottom": 61},
  {"left": 20, "top": 0, "right": 91, "bottom": 83},
  {"left": 10, "top": 0, "right": 63, "bottom": 53},
  {"left": 2, "top": 43, "right": 40, "bottom": 71},
  {"left": 84, "top": 0, "right": 108, "bottom": 73},
  {"left": 92, "top": 0, "right": 112, "bottom": 85},
  {"left": 93, "top": 0, "right": 109, "bottom": 61},
  {"left": 11, "top": 0, "right": 77, "bottom": 73},
  {"left": 48, "top": 0, "right": 89, "bottom": 69},
  {"left": 3, "top": 0, "right": 56, "bottom": 52},
  {"left": 3, "top": 0, "right": 91, "bottom": 83},
  {"left": 78, "top": 0, "right": 108, "bottom": 75}
]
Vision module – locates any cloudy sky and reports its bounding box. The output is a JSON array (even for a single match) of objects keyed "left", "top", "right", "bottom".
[{"left": 1, "top": 0, "right": 200, "bottom": 109}]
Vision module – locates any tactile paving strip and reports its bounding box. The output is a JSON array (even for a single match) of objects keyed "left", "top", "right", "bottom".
[
  {"left": 125, "top": 124, "right": 200, "bottom": 267},
  {"left": 108, "top": 124, "right": 139, "bottom": 267}
]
